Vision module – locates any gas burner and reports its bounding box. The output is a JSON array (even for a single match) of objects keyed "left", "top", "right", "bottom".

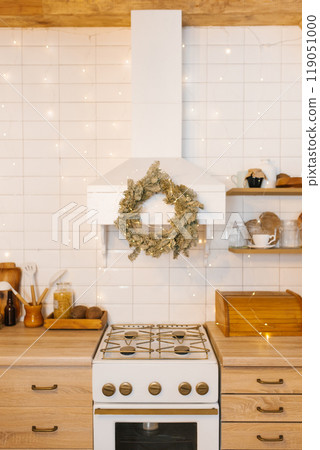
[
  {"left": 172, "top": 330, "right": 186, "bottom": 340},
  {"left": 124, "top": 331, "right": 138, "bottom": 340},
  {"left": 120, "top": 345, "right": 136, "bottom": 356},
  {"left": 174, "top": 345, "right": 190, "bottom": 355}
]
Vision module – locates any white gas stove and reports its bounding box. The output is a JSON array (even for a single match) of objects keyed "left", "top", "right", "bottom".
[{"left": 93, "top": 324, "right": 220, "bottom": 450}]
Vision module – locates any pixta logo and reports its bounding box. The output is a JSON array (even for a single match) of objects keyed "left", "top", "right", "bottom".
[{"left": 52, "top": 203, "right": 98, "bottom": 249}]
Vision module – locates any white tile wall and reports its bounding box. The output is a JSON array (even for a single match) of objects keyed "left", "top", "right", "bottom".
[{"left": 0, "top": 26, "right": 302, "bottom": 323}]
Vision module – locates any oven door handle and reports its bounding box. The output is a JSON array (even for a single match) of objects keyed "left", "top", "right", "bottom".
[{"left": 95, "top": 408, "right": 218, "bottom": 416}]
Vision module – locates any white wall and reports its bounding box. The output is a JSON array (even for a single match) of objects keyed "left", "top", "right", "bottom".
[{"left": 0, "top": 26, "right": 302, "bottom": 323}]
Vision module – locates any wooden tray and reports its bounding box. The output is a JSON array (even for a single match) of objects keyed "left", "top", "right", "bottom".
[
  {"left": 215, "top": 290, "right": 302, "bottom": 337},
  {"left": 44, "top": 311, "right": 108, "bottom": 330}
]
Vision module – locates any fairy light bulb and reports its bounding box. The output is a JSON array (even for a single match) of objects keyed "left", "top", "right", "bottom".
[
  {"left": 225, "top": 48, "right": 231, "bottom": 54},
  {"left": 4, "top": 252, "right": 10, "bottom": 258},
  {"left": 82, "top": 68, "right": 86, "bottom": 73},
  {"left": 46, "top": 45, "right": 49, "bottom": 49},
  {"left": 1, "top": 104, "right": 4, "bottom": 108},
  {"left": 13, "top": 40, "right": 17, "bottom": 44},
  {"left": 219, "top": 76, "right": 223, "bottom": 81}
]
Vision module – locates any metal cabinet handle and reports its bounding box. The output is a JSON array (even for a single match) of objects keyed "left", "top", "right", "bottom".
[
  {"left": 32, "top": 384, "right": 58, "bottom": 391},
  {"left": 257, "top": 406, "right": 284, "bottom": 414},
  {"left": 257, "top": 434, "right": 283, "bottom": 442},
  {"left": 257, "top": 378, "right": 284, "bottom": 385},
  {"left": 32, "top": 425, "right": 58, "bottom": 433}
]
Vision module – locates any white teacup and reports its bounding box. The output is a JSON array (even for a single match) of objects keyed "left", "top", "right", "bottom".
[{"left": 252, "top": 234, "right": 276, "bottom": 247}]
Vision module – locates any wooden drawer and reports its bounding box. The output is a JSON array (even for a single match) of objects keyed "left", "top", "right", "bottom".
[
  {"left": 0, "top": 366, "right": 91, "bottom": 407},
  {"left": 221, "top": 394, "right": 302, "bottom": 422},
  {"left": 221, "top": 367, "right": 302, "bottom": 394},
  {"left": 0, "top": 407, "right": 92, "bottom": 449},
  {"left": 221, "top": 422, "right": 302, "bottom": 449}
]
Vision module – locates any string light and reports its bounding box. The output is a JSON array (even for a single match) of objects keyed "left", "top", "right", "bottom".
[
  {"left": 46, "top": 45, "right": 49, "bottom": 48},
  {"left": 219, "top": 76, "right": 223, "bottom": 81},
  {"left": 182, "top": 44, "right": 185, "bottom": 48},
  {"left": 82, "top": 68, "right": 86, "bottom": 72},
  {"left": 3, "top": 132, "right": 7, "bottom": 137},
  {"left": 4, "top": 252, "right": 10, "bottom": 257},
  {"left": 1, "top": 104, "right": 4, "bottom": 108},
  {"left": 225, "top": 48, "right": 231, "bottom": 54},
  {"left": 260, "top": 77, "right": 264, "bottom": 82},
  {"left": 13, "top": 40, "right": 17, "bottom": 44}
]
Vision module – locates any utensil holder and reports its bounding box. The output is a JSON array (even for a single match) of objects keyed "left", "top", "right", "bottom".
[{"left": 24, "top": 303, "right": 44, "bottom": 328}]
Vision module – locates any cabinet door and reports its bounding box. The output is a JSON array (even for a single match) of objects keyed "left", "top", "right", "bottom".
[
  {"left": 221, "top": 367, "right": 302, "bottom": 394},
  {"left": 0, "top": 366, "right": 92, "bottom": 407},
  {"left": 221, "top": 394, "right": 301, "bottom": 422},
  {"left": 221, "top": 422, "right": 302, "bottom": 449},
  {"left": 0, "top": 407, "right": 92, "bottom": 449}
]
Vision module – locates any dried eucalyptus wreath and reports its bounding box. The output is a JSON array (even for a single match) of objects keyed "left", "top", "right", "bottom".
[{"left": 114, "top": 161, "right": 204, "bottom": 261}]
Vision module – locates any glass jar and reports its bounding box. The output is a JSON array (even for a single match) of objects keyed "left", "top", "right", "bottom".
[
  {"left": 279, "top": 220, "right": 301, "bottom": 248},
  {"left": 53, "top": 282, "right": 74, "bottom": 319},
  {"left": 228, "top": 226, "right": 248, "bottom": 248}
]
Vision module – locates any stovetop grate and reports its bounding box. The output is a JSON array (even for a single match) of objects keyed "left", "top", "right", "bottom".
[{"left": 99, "top": 324, "right": 210, "bottom": 360}]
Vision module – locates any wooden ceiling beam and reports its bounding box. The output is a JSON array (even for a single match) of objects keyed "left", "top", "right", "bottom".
[{"left": 0, "top": 0, "right": 302, "bottom": 27}]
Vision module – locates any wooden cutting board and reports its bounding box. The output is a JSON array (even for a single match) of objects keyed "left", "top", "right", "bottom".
[{"left": 0, "top": 262, "right": 22, "bottom": 320}]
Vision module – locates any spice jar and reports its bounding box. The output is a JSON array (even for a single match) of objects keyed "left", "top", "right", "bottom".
[
  {"left": 54, "top": 282, "right": 74, "bottom": 319},
  {"left": 279, "top": 220, "right": 301, "bottom": 248}
]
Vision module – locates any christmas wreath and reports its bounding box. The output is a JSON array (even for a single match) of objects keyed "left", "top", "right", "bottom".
[{"left": 114, "top": 161, "right": 204, "bottom": 261}]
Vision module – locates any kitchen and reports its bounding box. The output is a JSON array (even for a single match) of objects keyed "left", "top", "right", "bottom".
[{"left": 0, "top": 1, "right": 305, "bottom": 449}]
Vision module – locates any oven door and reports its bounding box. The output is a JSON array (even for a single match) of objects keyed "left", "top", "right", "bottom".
[{"left": 94, "top": 406, "right": 219, "bottom": 450}]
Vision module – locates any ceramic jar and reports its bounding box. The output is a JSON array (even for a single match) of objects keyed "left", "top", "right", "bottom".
[{"left": 24, "top": 303, "right": 44, "bottom": 328}]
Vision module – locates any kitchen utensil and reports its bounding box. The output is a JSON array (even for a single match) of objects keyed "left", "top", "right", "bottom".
[
  {"left": 276, "top": 173, "right": 302, "bottom": 188},
  {"left": 215, "top": 289, "right": 302, "bottom": 337},
  {"left": 228, "top": 227, "right": 248, "bottom": 248},
  {"left": 44, "top": 310, "right": 108, "bottom": 330},
  {"left": 0, "top": 281, "right": 29, "bottom": 307},
  {"left": 22, "top": 262, "right": 37, "bottom": 306},
  {"left": 0, "top": 262, "right": 22, "bottom": 320},
  {"left": 260, "top": 159, "right": 277, "bottom": 188},
  {"left": 279, "top": 220, "right": 301, "bottom": 248},
  {"left": 252, "top": 234, "right": 276, "bottom": 247},
  {"left": 231, "top": 171, "right": 248, "bottom": 188},
  {"left": 248, "top": 243, "right": 276, "bottom": 249},
  {"left": 37, "top": 269, "right": 67, "bottom": 305},
  {"left": 24, "top": 303, "right": 44, "bottom": 328},
  {"left": 259, "top": 211, "right": 281, "bottom": 243}
]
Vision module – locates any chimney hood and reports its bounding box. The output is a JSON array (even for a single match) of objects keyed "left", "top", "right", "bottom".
[{"left": 87, "top": 10, "right": 225, "bottom": 226}]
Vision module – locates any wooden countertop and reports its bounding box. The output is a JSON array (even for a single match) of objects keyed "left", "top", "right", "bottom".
[
  {"left": 205, "top": 322, "right": 302, "bottom": 368},
  {"left": 0, "top": 322, "right": 104, "bottom": 367}
]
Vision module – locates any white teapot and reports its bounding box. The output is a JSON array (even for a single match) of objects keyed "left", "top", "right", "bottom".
[{"left": 260, "top": 159, "right": 277, "bottom": 188}]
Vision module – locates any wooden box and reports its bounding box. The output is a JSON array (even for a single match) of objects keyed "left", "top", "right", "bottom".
[
  {"left": 215, "top": 290, "right": 302, "bottom": 337},
  {"left": 44, "top": 310, "right": 108, "bottom": 330}
]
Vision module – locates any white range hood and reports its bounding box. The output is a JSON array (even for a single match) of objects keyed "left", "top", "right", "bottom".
[{"left": 87, "top": 10, "right": 225, "bottom": 226}]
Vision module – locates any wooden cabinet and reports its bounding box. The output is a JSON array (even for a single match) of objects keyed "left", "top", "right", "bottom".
[
  {"left": 205, "top": 322, "right": 302, "bottom": 450},
  {"left": 0, "top": 367, "right": 93, "bottom": 449},
  {"left": 0, "top": 324, "right": 103, "bottom": 450}
]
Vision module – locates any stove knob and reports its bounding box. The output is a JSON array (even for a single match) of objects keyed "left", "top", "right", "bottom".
[
  {"left": 179, "top": 382, "right": 192, "bottom": 396},
  {"left": 196, "top": 382, "right": 209, "bottom": 395},
  {"left": 148, "top": 382, "right": 162, "bottom": 396},
  {"left": 102, "top": 383, "right": 116, "bottom": 397},
  {"left": 119, "top": 382, "right": 132, "bottom": 396}
]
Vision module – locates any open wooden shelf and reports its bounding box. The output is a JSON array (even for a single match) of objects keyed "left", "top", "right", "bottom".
[
  {"left": 228, "top": 247, "right": 302, "bottom": 254},
  {"left": 226, "top": 188, "right": 302, "bottom": 196}
]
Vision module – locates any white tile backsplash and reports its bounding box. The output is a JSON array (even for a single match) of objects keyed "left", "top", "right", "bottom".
[{"left": 0, "top": 25, "right": 302, "bottom": 323}]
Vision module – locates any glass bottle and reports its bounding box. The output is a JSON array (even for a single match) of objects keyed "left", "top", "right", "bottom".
[
  {"left": 4, "top": 291, "right": 16, "bottom": 326},
  {"left": 53, "top": 282, "right": 74, "bottom": 319}
]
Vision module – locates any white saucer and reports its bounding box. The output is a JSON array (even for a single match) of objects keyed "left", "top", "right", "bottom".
[{"left": 248, "top": 243, "right": 276, "bottom": 249}]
